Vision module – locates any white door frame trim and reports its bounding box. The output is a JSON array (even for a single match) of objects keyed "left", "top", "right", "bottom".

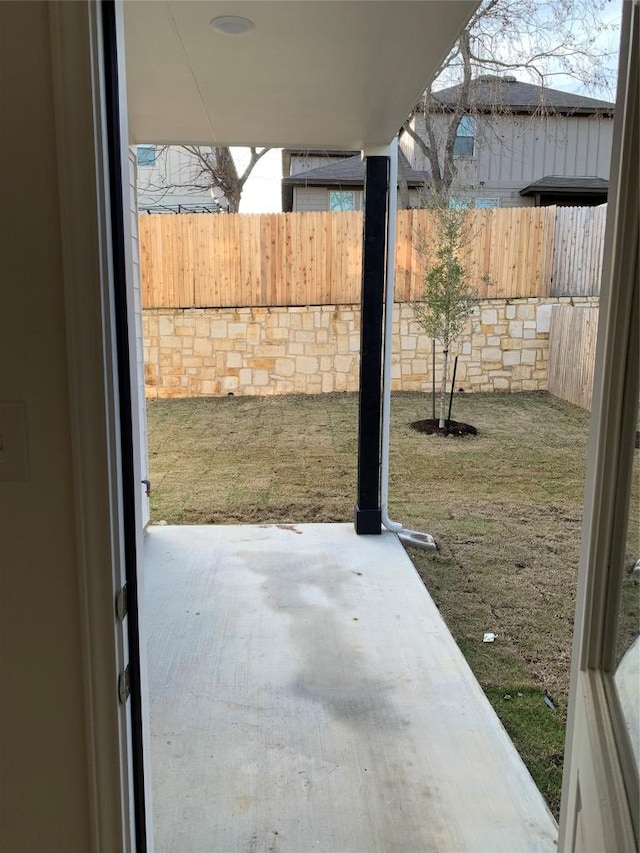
[
  {"left": 50, "top": 2, "right": 137, "bottom": 849},
  {"left": 559, "top": 2, "right": 639, "bottom": 849}
]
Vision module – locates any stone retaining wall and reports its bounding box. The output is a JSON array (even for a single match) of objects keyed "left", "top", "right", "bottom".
[{"left": 143, "top": 297, "right": 598, "bottom": 399}]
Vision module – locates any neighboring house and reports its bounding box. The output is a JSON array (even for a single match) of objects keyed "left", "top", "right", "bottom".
[
  {"left": 401, "top": 75, "right": 614, "bottom": 207},
  {"left": 282, "top": 149, "right": 430, "bottom": 212},
  {"left": 136, "top": 145, "right": 225, "bottom": 213}
]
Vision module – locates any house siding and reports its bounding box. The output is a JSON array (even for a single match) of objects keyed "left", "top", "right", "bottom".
[
  {"left": 292, "top": 187, "right": 419, "bottom": 211},
  {"left": 294, "top": 187, "right": 366, "bottom": 212},
  {"left": 399, "top": 131, "right": 415, "bottom": 172},
  {"left": 137, "top": 145, "right": 221, "bottom": 211},
  {"left": 294, "top": 187, "right": 336, "bottom": 211},
  {"left": 409, "top": 112, "right": 613, "bottom": 206}
]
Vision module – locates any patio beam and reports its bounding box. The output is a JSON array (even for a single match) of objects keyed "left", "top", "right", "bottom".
[{"left": 355, "top": 154, "right": 389, "bottom": 534}]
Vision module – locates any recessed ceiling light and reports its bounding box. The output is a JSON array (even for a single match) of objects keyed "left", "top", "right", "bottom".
[{"left": 210, "top": 15, "right": 255, "bottom": 36}]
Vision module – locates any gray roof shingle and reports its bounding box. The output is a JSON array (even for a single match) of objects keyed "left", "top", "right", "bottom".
[
  {"left": 283, "top": 151, "right": 429, "bottom": 187},
  {"left": 429, "top": 76, "right": 614, "bottom": 115},
  {"left": 520, "top": 176, "right": 609, "bottom": 195}
]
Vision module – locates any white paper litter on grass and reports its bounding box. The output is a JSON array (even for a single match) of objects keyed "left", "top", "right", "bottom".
[{"left": 483, "top": 632, "right": 496, "bottom": 643}]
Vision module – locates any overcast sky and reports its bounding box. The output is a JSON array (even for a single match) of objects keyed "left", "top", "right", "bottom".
[
  {"left": 237, "top": 147, "right": 283, "bottom": 214},
  {"left": 237, "top": 0, "right": 623, "bottom": 215}
]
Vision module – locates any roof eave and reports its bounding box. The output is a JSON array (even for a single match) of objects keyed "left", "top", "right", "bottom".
[
  {"left": 520, "top": 185, "right": 609, "bottom": 197},
  {"left": 283, "top": 149, "right": 358, "bottom": 157},
  {"left": 283, "top": 177, "right": 429, "bottom": 188},
  {"left": 424, "top": 103, "right": 614, "bottom": 118}
]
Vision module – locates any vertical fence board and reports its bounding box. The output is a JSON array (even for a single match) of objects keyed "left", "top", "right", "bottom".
[
  {"left": 394, "top": 210, "right": 410, "bottom": 301},
  {"left": 548, "top": 305, "right": 599, "bottom": 410},
  {"left": 321, "top": 211, "right": 330, "bottom": 305},
  {"left": 539, "top": 206, "right": 556, "bottom": 298}
]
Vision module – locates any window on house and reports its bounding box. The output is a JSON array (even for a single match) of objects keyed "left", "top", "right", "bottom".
[
  {"left": 448, "top": 197, "right": 499, "bottom": 210},
  {"left": 137, "top": 145, "right": 157, "bottom": 167},
  {"left": 329, "top": 190, "right": 355, "bottom": 211},
  {"left": 448, "top": 197, "right": 473, "bottom": 209},
  {"left": 453, "top": 116, "right": 476, "bottom": 157}
]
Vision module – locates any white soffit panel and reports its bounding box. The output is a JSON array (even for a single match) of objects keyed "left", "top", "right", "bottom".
[{"left": 124, "top": 0, "right": 477, "bottom": 149}]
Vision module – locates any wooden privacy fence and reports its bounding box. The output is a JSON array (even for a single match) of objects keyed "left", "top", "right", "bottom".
[
  {"left": 141, "top": 212, "right": 361, "bottom": 309},
  {"left": 547, "top": 305, "right": 599, "bottom": 410},
  {"left": 550, "top": 205, "right": 607, "bottom": 297},
  {"left": 140, "top": 207, "right": 560, "bottom": 309}
]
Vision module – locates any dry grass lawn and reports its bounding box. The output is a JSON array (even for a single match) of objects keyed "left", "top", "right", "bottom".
[{"left": 147, "top": 390, "right": 639, "bottom": 817}]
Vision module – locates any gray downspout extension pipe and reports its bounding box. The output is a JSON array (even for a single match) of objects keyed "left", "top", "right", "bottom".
[{"left": 381, "top": 138, "right": 436, "bottom": 551}]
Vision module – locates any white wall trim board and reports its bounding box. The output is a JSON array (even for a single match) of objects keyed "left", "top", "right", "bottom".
[
  {"left": 50, "top": 2, "right": 135, "bottom": 849},
  {"left": 559, "top": 2, "right": 639, "bottom": 848}
]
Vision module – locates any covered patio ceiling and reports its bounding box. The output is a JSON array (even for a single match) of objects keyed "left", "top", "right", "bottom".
[{"left": 123, "top": 0, "right": 477, "bottom": 149}]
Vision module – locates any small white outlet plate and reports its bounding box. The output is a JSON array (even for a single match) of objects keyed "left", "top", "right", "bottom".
[{"left": 0, "top": 402, "right": 29, "bottom": 482}]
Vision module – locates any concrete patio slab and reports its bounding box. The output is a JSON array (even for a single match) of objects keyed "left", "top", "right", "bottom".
[{"left": 145, "top": 523, "right": 557, "bottom": 853}]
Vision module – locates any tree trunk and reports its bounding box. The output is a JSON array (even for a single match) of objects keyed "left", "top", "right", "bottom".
[
  {"left": 398, "top": 172, "right": 410, "bottom": 209},
  {"left": 178, "top": 145, "right": 269, "bottom": 213},
  {"left": 227, "top": 192, "right": 241, "bottom": 213},
  {"left": 439, "top": 348, "right": 449, "bottom": 429}
]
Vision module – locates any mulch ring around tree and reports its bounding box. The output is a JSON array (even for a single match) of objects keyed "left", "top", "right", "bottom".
[{"left": 410, "top": 418, "right": 478, "bottom": 438}]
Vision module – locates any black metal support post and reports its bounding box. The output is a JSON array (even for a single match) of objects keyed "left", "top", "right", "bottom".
[{"left": 355, "top": 155, "right": 389, "bottom": 534}]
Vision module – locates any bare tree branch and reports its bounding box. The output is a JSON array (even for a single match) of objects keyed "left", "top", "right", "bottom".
[
  {"left": 402, "top": 0, "right": 619, "bottom": 196},
  {"left": 139, "top": 145, "right": 272, "bottom": 213}
]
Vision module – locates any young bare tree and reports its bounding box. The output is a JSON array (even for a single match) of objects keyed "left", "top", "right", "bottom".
[
  {"left": 140, "top": 146, "right": 271, "bottom": 213},
  {"left": 413, "top": 196, "right": 484, "bottom": 429},
  {"left": 402, "top": 0, "right": 619, "bottom": 196}
]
